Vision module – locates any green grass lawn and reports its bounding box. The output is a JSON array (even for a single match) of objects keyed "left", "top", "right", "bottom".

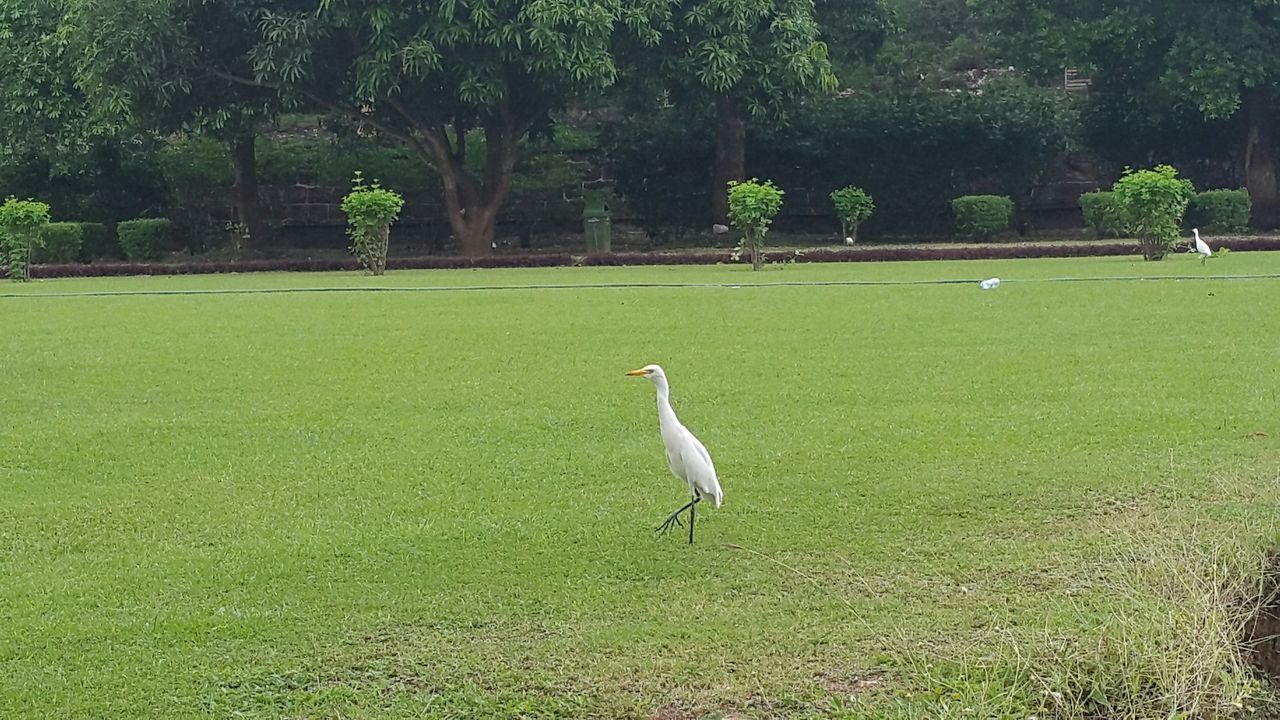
[{"left": 3, "top": 253, "right": 1280, "bottom": 718}]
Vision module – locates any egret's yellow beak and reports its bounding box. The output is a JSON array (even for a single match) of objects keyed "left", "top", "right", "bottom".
[{"left": 625, "top": 368, "right": 647, "bottom": 377}]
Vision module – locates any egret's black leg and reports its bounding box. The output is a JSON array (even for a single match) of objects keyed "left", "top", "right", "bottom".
[
  {"left": 688, "top": 495, "right": 696, "bottom": 544},
  {"left": 656, "top": 497, "right": 700, "bottom": 536}
]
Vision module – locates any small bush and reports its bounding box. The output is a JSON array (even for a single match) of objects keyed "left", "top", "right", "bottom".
[
  {"left": 340, "top": 172, "right": 405, "bottom": 276},
  {"left": 1186, "top": 189, "right": 1251, "bottom": 234},
  {"left": 35, "top": 222, "right": 85, "bottom": 264},
  {"left": 830, "top": 186, "right": 875, "bottom": 242},
  {"left": 1080, "top": 191, "right": 1130, "bottom": 238},
  {"left": 79, "top": 222, "right": 119, "bottom": 261},
  {"left": 0, "top": 197, "right": 51, "bottom": 281},
  {"left": 727, "top": 179, "right": 785, "bottom": 271},
  {"left": 116, "top": 218, "right": 173, "bottom": 260},
  {"left": 952, "top": 195, "right": 1015, "bottom": 240},
  {"left": 1112, "top": 164, "right": 1194, "bottom": 261}
]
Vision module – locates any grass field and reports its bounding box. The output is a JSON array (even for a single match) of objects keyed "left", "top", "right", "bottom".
[{"left": 3, "top": 253, "right": 1280, "bottom": 719}]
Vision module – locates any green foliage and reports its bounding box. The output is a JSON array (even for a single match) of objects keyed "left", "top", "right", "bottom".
[
  {"left": 157, "top": 136, "right": 236, "bottom": 250},
  {"left": 508, "top": 150, "right": 583, "bottom": 243},
  {"left": 1112, "top": 165, "right": 1195, "bottom": 261},
  {"left": 65, "top": 0, "right": 278, "bottom": 140},
  {"left": 158, "top": 137, "right": 235, "bottom": 189},
  {"left": 116, "top": 218, "right": 172, "bottom": 261},
  {"left": 35, "top": 222, "right": 85, "bottom": 264},
  {"left": 602, "top": 111, "right": 713, "bottom": 243},
  {"left": 830, "top": 186, "right": 875, "bottom": 241},
  {"left": 340, "top": 173, "right": 404, "bottom": 277},
  {"left": 78, "top": 222, "right": 118, "bottom": 261},
  {"left": 985, "top": 0, "right": 1280, "bottom": 121},
  {"left": 982, "top": 0, "right": 1280, "bottom": 224},
  {"left": 0, "top": 0, "right": 109, "bottom": 167},
  {"left": 1079, "top": 191, "right": 1131, "bottom": 239},
  {"left": 258, "top": 138, "right": 437, "bottom": 190},
  {"left": 952, "top": 195, "right": 1014, "bottom": 240},
  {"left": 0, "top": 139, "right": 169, "bottom": 227},
  {"left": 814, "top": 0, "right": 892, "bottom": 75},
  {"left": 727, "top": 179, "right": 784, "bottom": 270},
  {"left": 751, "top": 80, "right": 1075, "bottom": 237},
  {"left": 650, "top": 0, "right": 838, "bottom": 125},
  {"left": 1186, "top": 189, "right": 1251, "bottom": 235},
  {"left": 0, "top": 197, "right": 51, "bottom": 281}
]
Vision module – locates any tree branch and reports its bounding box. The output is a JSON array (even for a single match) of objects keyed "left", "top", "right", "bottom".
[
  {"left": 379, "top": 94, "right": 442, "bottom": 166},
  {"left": 453, "top": 122, "right": 467, "bottom": 164}
]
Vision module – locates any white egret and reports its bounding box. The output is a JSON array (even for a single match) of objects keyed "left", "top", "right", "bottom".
[
  {"left": 626, "top": 364, "right": 723, "bottom": 544},
  {"left": 844, "top": 236, "right": 855, "bottom": 246},
  {"left": 1192, "top": 228, "right": 1212, "bottom": 265}
]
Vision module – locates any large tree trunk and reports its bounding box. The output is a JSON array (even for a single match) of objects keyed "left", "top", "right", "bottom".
[
  {"left": 230, "top": 130, "right": 266, "bottom": 246},
  {"left": 1243, "top": 86, "right": 1280, "bottom": 229},
  {"left": 428, "top": 113, "right": 519, "bottom": 256},
  {"left": 712, "top": 95, "right": 746, "bottom": 225}
]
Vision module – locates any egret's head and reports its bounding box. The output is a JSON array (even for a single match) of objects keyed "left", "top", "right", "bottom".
[
  {"left": 625, "top": 364, "right": 665, "bottom": 383},
  {"left": 1193, "top": 228, "right": 1201, "bottom": 239}
]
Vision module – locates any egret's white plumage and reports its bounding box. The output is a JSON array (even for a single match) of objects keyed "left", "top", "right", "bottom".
[
  {"left": 627, "top": 364, "right": 722, "bottom": 543},
  {"left": 1193, "top": 228, "right": 1212, "bottom": 264}
]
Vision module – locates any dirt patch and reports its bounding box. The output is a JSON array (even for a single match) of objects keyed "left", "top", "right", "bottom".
[{"left": 1244, "top": 552, "right": 1280, "bottom": 684}]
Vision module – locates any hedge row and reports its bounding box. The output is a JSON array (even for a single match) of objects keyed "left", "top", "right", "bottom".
[
  {"left": 27, "top": 254, "right": 577, "bottom": 278},
  {"left": 21, "top": 239, "right": 1280, "bottom": 279},
  {"left": 1083, "top": 188, "right": 1254, "bottom": 238}
]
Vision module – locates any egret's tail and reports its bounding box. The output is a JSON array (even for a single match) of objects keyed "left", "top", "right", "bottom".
[{"left": 699, "top": 486, "right": 724, "bottom": 509}]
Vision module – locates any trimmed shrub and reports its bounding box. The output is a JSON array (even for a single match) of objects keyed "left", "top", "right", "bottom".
[
  {"left": 1112, "top": 165, "right": 1194, "bottom": 261},
  {"left": 340, "top": 172, "right": 404, "bottom": 276},
  {"left": 1186, "top": 189, "right": 1250, "bottom": 234},
  {"left": 727, "top": 179, "right": 785, "bottom": 271},
  {"left": 79, "top": 222, "right": 119, "bottom": 261},
  {"left": 0, "top": 197, "right": 51, "bottom": 281},
  {"left": 117, "top": 218, "right": 172, "bottom": 260},
  {"left": 831, "top": 186, "right": 875, "bottom": 242},
  {"left": 952, "top": 195, "right": 1014, "bottom": 240},
  {"left": 35, "top": 222, "right": 85, "bottom": 263},
  {"left": 1080, "top": 191, "right": 1130, "bottom": 238}
]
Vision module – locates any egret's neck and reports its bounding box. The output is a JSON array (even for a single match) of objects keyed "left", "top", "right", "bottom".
[{"left": 653, "top": 378, "right": 678, "bottom": 429}]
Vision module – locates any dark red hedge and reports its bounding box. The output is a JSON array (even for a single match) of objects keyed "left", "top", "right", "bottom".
[{"left": 18, "top": 237, "right": 1280, "bottom": 278}]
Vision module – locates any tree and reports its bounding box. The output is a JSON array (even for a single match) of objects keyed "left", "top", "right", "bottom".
[
  {"left": 0, "top": 0, "right": 103, "bottom": 165},
  {"left": 231, "top": 0, "right": 667, "bottom": 256},
  {"left": 65, "top": 0, "right": 281, "bottom": 246},
  {"left": 641, "top": 0, "right": 839, "bottom": 224},
  {"left": 983, "top": 0, "right": 1280, "bottom": 228}
]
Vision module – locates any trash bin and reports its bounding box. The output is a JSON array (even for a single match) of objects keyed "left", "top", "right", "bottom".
[{"left": 583, "top": 187, "right": 612, "bottom": 255}]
